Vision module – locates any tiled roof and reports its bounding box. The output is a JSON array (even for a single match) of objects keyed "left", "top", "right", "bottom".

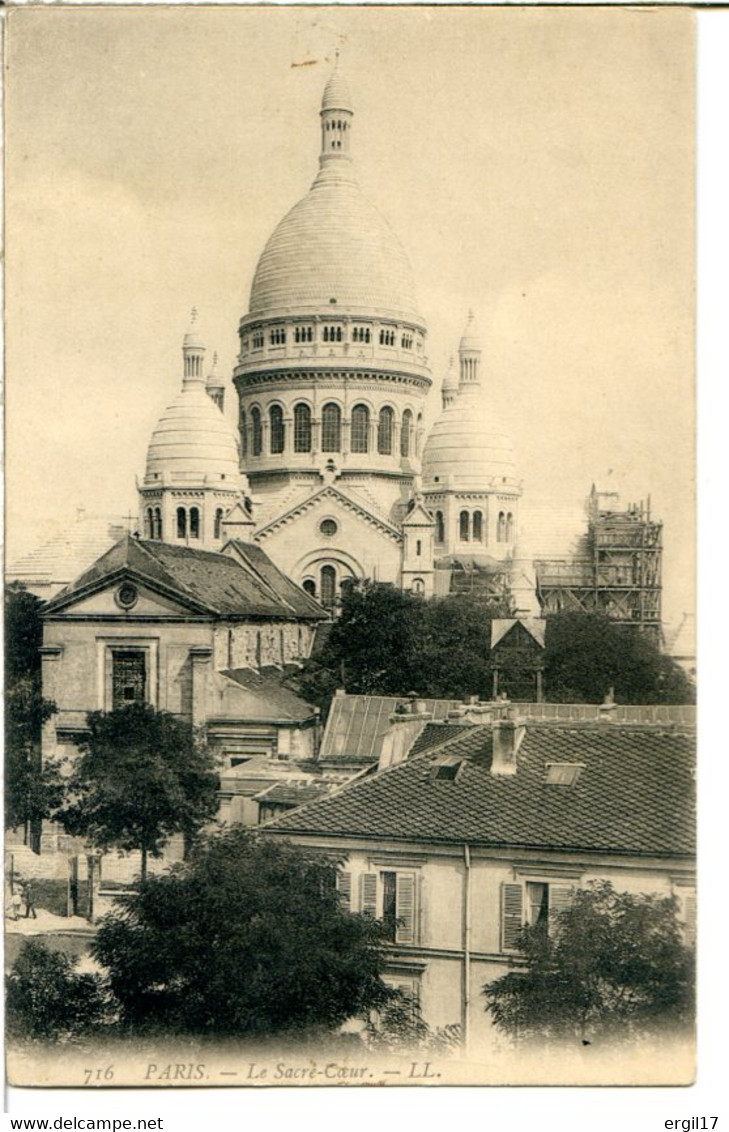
[
  {"left": 269, "top": 723, "right": 695, "bottom": 858},
  {"left": 6, "top": 515, "right": 132, "bottom": 591},
  {"left": 218, "top": 667, "right": 316, "bottom": 722},
  {"left": 223, "top": 541, "right": 326, "bottom": 619},
  {"left": 44, "top": 537, "right": 324, "bottom": 620},
  {"left": 319, "top": 693, "right": 464, "bottom": 764},
  {"left": 256, "top": 781, "right": 333, "bottom": 808}
]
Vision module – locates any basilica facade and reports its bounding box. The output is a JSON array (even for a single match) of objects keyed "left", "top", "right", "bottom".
[{"left": 138, "top": 64, "right": 523, "bottom": 609}]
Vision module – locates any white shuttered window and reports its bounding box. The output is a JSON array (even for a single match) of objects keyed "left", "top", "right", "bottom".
[{"left": 501, "top": 880, "right": 575, "bottom": 952}]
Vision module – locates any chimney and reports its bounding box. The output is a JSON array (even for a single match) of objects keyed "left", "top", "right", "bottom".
[
  {"left": 598, "top": 687, "right": 617, "bottom": 723},
  {"left": 491, "top": 712, "right": 525, "bottom": 776},
  {"left": 378, "top": 697, "right": 433, "bottom": 772}
]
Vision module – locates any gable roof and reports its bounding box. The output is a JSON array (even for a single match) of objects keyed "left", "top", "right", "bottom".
[
  {"left": 216, "top": 667, "right": 317, "bottom": 722},
  {"left": 269, "top": 722, "right": 695, "bottom": 859},
  {"left": 491, "top": 618, "right": 546, "bottom": 649},
  {"left": 223, "top": 541, "right": 326, "bottom": 619},
  {"left": 319, "top": 693, "right": 465, "bottom": 765},
  {"left": 43, "top": 536, "right": 326, "bottom": 620}
]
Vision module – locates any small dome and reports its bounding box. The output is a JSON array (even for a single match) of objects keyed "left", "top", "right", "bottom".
[
  {"left": 249, "top": 179, "right": 420, "bottom": 319},
  {"left": 459, "top": 311, "right": 483, "bottom": 353},
  {"left": 442, "top": 356, "right": 458, "bottom": 392},
  {"left": 321, "top": 67, "right": 353, "bottom": 113},
  {"left": 145, "top": 383, "right": 241, "bottom": 485},
  {"left": 422, "top": 393, "right": 518, "bottom": 490}
]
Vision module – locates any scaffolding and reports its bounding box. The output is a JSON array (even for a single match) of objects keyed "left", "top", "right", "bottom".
[{"left": 534, "top": 490, "right": 662, "bottom": 641}]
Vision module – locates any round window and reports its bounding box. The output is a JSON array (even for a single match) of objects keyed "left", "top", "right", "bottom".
[
  {"left": 319, "top": 518, "right": 338, "bottom": 537},
  {"left": 116, "top": 582, "right": 139, "bottom": 610}
]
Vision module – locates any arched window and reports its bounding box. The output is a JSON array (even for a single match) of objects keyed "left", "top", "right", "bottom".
[
  {"left": 473, "top": 510, "right": 483, "bottom": 541},
  {"left": 401, "top": 409, "right": 412, "bottom": 457},
  {"left": 416, "top": 413, "right": 423, "bottom": 456},
  {"left": 214, "top": 508, "right": 224, "bottom": 540},
  {"left": 416, "top": 539, "right": 422, "bottom": 557},
  {"left": 239, "top": 409, "right": 248, "bottom": 459},
  {"left": 506, "top": 512, "right": 514, "bottom": 541},
  {"left": 320, "top": 565, "right": 337, "bottom": 609},
  {"left": 302, "top": 578, "right": 316, "bottom": 598},
  {"left": 412, "top": 578, "right": 424, "bottom": 594},
  {"left": 145, "top": 508, "right": 153, "bottom": 539},
  {"left": 154, "top": 507, "right": 162, "bottom": 540},
  {"left": 177, "top": 507, "right": 187, "bottom": 539},
  {"left": 377, "top": 406, "right": 394, "bottom": 455},
  {"left": 435, "top": 510, "right": 445, "bottom": 543},
  {"left": 251, "top": 407, "right": 262, "bottom": 456},
  {"left": 497, "top": 512, "right": 506, "bottom": 541},
  {"left": 294, "top": 404, "right": 312, "bottom": 452},
  {"left": 351, "top": 404, "right": 370, "bottom": 453},
  {"left": 189, "top": 507, "right": 200, "bottom": 539},
  {"left": 460, "top": 511, "right": 470, "bottom": 541},
  {"left": 321, "top": 403, "right": 341, "bottom": 452},
  {"left": 269, "top": 404, "right": 285, "bottom": 454},
  {"left": 255, "top": 631, "right": 262, "bottom": 668}
]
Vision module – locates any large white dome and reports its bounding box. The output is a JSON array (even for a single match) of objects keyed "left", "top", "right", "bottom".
[
  {"left": 145, "top": 383, "right": 242, "bottom": 485},
  {"left": 422, "top": 393, "right": 518, "bottom": 490},
  {"left": 249, "top": 177, "right": 419, "bottom": 321}
]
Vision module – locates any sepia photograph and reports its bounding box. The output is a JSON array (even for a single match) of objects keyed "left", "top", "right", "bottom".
[{"left": 4, "top": 3, "right": 697, "bottom": 1094}]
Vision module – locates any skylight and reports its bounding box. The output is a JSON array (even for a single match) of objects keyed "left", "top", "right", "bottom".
[{"left": 544, "top": 762, "right": 585, "bottom": 787}]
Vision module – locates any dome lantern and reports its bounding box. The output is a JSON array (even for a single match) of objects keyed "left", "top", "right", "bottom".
[
  {"left": 317, "top": 55, "right": 354, "bottom": 180},
  {"left": 182, "top": 307, "right": 205, "bottom": 385},
  {"left": 441, "top": 355, "right": 458, "bottom": 410},
  {"left": 458, "top": 310, "right": 483, "bottom": 391}
]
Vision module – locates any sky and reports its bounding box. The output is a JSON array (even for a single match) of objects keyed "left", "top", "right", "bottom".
[{"left": 5, "top": 6, "right": 695, "bottom": 625}]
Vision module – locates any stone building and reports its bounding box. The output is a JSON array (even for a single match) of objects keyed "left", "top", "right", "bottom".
[
  {"left": 39, "top": 534, "right": 328, "bottom": 852},
  {"left": 265, "top": 706, "right": 696, "bottom": 1059}
]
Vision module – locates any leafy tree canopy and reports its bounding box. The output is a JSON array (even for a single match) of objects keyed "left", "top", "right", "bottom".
[
  {"left": 295, "top": 580, "right": 511, "bottom": 710},
  {"left": 544, "top": 613, "right": 695, "bottom": 705},
  {"left": 484, "top": 881, "right": 695, "bottom": 1045},
  {"left": 58, "top": 703, "right": 220, "bottom": 878},
  {"left": 92, "top": 826, "right": 392, "bottom": 1038},
  {"left": 4, "top": 587, "right": 61, "bottom": 835},
  {"left": 6, "top": 940, "right": 112, "bottom": 1042}
]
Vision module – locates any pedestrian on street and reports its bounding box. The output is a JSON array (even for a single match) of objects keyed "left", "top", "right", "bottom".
[
  {"left": 22, "top": 880, "right": 37, "bottom": 919},
  {"left": 10, "top": 888, "right": 22, "bottom": 921}
]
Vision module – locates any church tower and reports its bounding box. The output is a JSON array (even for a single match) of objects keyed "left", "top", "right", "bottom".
[
  {"left": 421, "top": 311, "right": 522, "bottom": 566},
  {"left": 232, "top": 63, "right": 432, "bottom": 604},
  {"left": 138, "top": 311, "right": 246, "bottom": 550}
]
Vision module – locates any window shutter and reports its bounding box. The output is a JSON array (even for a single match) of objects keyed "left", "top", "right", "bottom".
[
  {"left": 337, "top": 870, "right": 352, "bottom": 911},
  {"left": 395, "top": 873, "right": 417, "bottom": 944},
  {"left": 548, "top": 884, "right": 574, "bottom": 930},
  {"left": 501, "top": 883, "right": 524, "bottom": 951},
  {"left": 360, "top": 872, "right": 378, "bottom": 917},
  {"left": 682, "top": 892, "right": 697, "bottom": 948}
]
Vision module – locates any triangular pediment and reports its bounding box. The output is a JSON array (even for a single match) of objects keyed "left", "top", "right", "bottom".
[
  {"left": 402, "top": 500, "right": 436, "bottom": 527},
  {"left": 255, "top": 485, "right": 402, "bottom": 543},
  {"left": 43, "top": 567, "right": 214, "bottom": 619}
]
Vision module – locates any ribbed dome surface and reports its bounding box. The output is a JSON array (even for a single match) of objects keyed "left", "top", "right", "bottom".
[
  {"left": 145, "top": 383, "right": 242, "bottom": 484},
  {"left": 422, "top": 392, "right": 518, "bottom": 489},
  {"left": 322, "top": 71, "right": 353, "bottom": 112},
  {"left": 249, "top": 179, "right": 420, "bottom": 319}
]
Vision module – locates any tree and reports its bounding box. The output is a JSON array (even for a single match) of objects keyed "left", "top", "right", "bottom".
[
  {"left": 6, "top": 940, "right": 112, "bottom": 1042},
  {"left": 4, "top": 587, "right": 61, "bottom": 844},
  {"left": 295, "top": 580, "right": 511, "bottom": 710},
  {"left": 91, "top": 826, "right": 392, "bottom": 1037},
  {"left": 58, "top": 703, "right": 220, "bottom": 880},
  {"left": 544, "top": 613, "right": 695, "bottom": 705},
  {"left": 483, "top": 881, "right": 695, "bottom": 1045}
]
